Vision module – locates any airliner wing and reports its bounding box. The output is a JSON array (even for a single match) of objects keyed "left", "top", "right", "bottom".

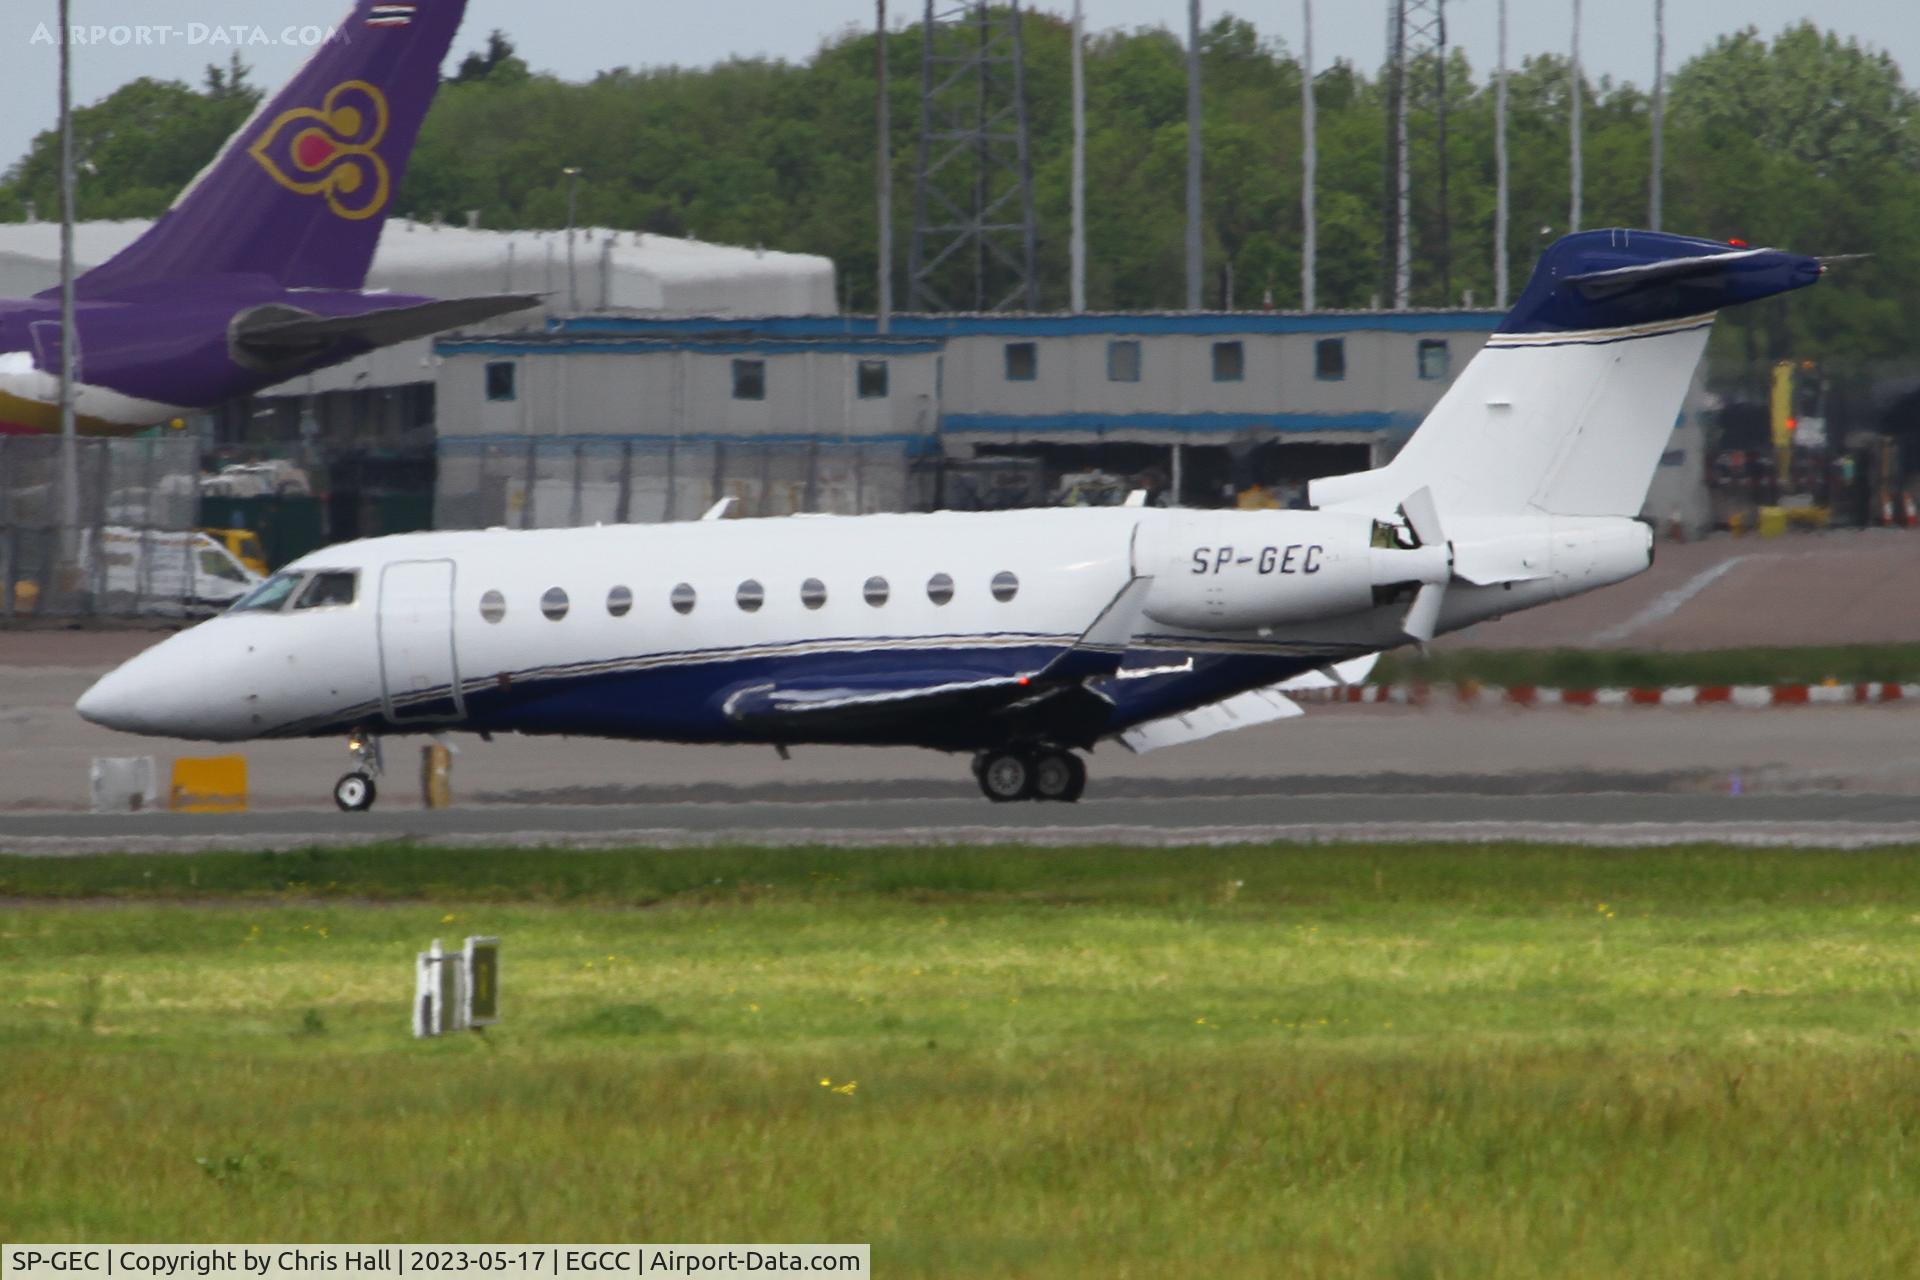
[{"left": 231, "top": 294, "right": 542, "bottom": 360}]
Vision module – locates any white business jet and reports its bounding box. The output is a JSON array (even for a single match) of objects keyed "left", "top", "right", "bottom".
[{"left": 78, "top": 230, "right": 1822, "bottom": 810}]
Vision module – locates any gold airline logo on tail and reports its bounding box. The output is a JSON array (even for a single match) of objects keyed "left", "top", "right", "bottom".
[{"left": 246, "top": 80, "right": 392, "bottom": 221}]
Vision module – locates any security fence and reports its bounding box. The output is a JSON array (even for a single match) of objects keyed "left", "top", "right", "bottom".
[{"left": 0, "top": 436, "right": 214, "bottom": 619}]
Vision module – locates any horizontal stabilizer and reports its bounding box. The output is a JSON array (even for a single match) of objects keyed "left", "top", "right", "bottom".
[
  {"left": 232, "top": 294, "right": 541, "bottom": 360},
  {"left": 1561, "top": 249, "right": 1769, "bottom": 301}
]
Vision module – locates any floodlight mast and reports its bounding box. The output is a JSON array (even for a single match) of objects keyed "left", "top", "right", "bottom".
[
  {"left": 877, "top": 0, "right": 894, "bottom": 333},
  {"left": 58, "top": 0, "right": 81, "bottom": 590},
  {"left": 1070, "top": 0, "right": 1086, "bottom": 314},
  {"left": 1301, "top": 0, "right": 1316, "bottom": 312}
]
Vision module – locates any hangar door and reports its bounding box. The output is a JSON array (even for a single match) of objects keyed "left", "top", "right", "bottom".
[{"left": 378, "top": 559, "right": 466, "bottom": 723}]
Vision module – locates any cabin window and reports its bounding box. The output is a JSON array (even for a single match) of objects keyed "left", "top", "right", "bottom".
[
  {"left": 927, "top": 572, "right": 954, "bottom": 606},
  {"left": 864, "top": 576, "right": 890, "bottom": 607},
  {"left": 607, "top": 585, "right": 633, "bottom": 617},
  {"left": 540, "top": 587, "right": 570, "bottom": 621},
  {"left": 1418, "top": 338, "right": 1451, "bottom": 381},
  {"left": 801, "top": 578, "right": 828, "bottom": 610},
  {"left": 857, "top": 360, "right": 889, "bottom": 399},
  {"left": 1004, "top": 342, "right": 1037, "bottom": 382},
  {"left": 294, "top": 571, "right": 357, "bottom": 609},
  {"left": 732, "top": 359, "right": 767, "bottom": 401},
  {"left": 991, "top": 571, "right": 1019, "bottom": 603},
  {"left": 479, "top": 589, "right": 507, "bottom": 623},
  {"left": 230, "top": 572, "right": 302, "bottom": 614},
  {"left": 670, "top": 583, "right": 696, "bottom": 615},
  {"left": 1107, "top": 340, "right": 1142, "bottom": 383},
  {"left": 1212, "top": 341, "right": 1245, "bottom": 382},
  {"left": 485, "top": 361, "right": 517, "bottom": 402},
  {"left": 736, "top": 579, "right": 765, "bottom": 612},
  {"left": 1315, "top": 337, "right": 1346, "bottom": 381}
]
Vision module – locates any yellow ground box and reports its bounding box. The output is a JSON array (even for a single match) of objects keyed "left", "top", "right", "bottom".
[{"left": 170, "top": 755, "right": 248, "bottom": 813}]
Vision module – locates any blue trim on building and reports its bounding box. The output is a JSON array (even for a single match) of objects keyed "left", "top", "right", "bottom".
[
  {"left": 941, "top": 411, "right": 1414, "bottom": 435},
  {"left": 439, "top": 337, "right": 946, "bottom": 358},
  {"left": 550, "top": 311, "right": 1506, "bottom": 339},
  {"left": 437, "top": 431, "right": 945, "bottom": 456}
]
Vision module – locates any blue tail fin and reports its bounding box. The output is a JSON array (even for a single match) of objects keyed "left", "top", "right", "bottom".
[
  {"left": 73, "top": 0, "right": 469, "bottom": 298},
  {"left": 1313, "top": 230, "right": 1822, "bottom": 518}
]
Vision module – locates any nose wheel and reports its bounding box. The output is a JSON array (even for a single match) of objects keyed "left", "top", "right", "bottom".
[
  {"left": 334, "top": 771, "right": 377, "bottom": 812},
  {"left": 973, "top": 747, "right": 1086, "bottom": 803},
  {"left": 335, "top": 728, "right": 384, "bottom": 813}
]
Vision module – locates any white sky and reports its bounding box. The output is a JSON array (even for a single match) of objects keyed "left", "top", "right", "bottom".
[{"left": 4, "top": 1, "right": 1916, "bottom": 179}]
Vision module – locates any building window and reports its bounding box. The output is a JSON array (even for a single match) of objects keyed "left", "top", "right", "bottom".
[
  {"left": 1315, "top": 337, "right": 1346, "bottom": 381},
  {"left": 479, "top": 589, "right": 506, "bottom": 623},
  {"left": 1212, "top": 341, "right": 1244, "bottom": 382},
  {"left": 1004, "top": 342, "right": 1037, "bottom": 382},
  {"left": 864, "top": 575, "right": 890, "bottom": 607},
  {"left": 1107, "top": 340, "right": 1142, "bottom": 383},
  {"left": 540, "top": 587, "right": 569, "bottom": 621},
  {"left": 607, "top": 585, "right": 633, "bottom": 617},
  {"left": 991, "top": 571, "right": 1019, "bottom": 603},
  {"left": 670, "top": 583, "right": 696, "bottom": 615},
  {"left": 736, "top": 579, "right": 765, "bottom": 612},
  {"left": 485, "top": 361, "right": 516, "bottom": 402},
  {"left": 857, "top": 360, "right": 889, "bottom": 399},
  {"left": 1418, "top": 338, "right": 1451, "bottom": 381},
  {"left": 927, "top": 572, "right": 954, "bottom": 606},
  {"left": 800, "top": 578, "right": 828, "bottom": 610},
  {"left": 732, "top": 359, "right": 766, "bottom": 401}
]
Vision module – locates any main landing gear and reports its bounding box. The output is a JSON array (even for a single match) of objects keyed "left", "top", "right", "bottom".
[
  {"left": 973, "top": 747, "right": 1087, "bottom": 804},
  {"left": 335, "top": 728, "right": 383, "bottom": 813}
]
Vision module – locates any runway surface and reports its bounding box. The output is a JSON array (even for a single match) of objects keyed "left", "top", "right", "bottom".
[
  {"left": 14, "top": 625, "right": 1920, "bottom": 852},
  {"left": 7, "top": 788, "right": 1920, "bottom": 852}
]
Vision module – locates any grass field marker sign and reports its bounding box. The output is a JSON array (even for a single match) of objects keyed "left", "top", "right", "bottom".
[
  {"left": 465, "top": 935, "right": 501, "bottom": 1026},
  {"left": 414, "top": 936, "right": 499, "bottom": 1037}
]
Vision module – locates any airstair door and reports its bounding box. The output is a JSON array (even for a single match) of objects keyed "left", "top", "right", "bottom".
[{"left": 378, "top": 559, "right": 465, "bottom": 723}]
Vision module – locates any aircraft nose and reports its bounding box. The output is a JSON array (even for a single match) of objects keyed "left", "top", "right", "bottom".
[
  {"left": 75, "top": 627, "right": 251, "bottom": 740},
  {"left": 75, "top": 666, "right": 141, "bottom": 733}
]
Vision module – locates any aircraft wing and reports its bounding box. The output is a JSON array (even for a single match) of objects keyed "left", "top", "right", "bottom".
[
  {"left": 721, "top": 577, "right": 1157, "bottom": 739},
  {"left": 1116, "top": 652, "right": 1378, "bottom": 754},
  {"left": 231, "top": 294, "right": 543, "bottom": 360}
]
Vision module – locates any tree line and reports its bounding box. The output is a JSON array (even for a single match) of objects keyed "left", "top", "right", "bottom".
[{"left": 4, "top": 15, "right": 1918, "bottom": 398}]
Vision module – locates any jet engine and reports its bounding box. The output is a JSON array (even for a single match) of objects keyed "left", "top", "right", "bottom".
[
  {"left": 1139, "top": 507, "right": 1448, "bottom": 632},
  {"left": 1138, "top": 490, "right": 1651, "bottom": 642}
]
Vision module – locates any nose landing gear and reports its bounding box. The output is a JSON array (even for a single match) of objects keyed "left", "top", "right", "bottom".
[
  {"left": 335, "top": 729, "right": 383, "bottom": 813},
  {"left": 973, "top": 747, "right": 1087, "bottom": 804}
]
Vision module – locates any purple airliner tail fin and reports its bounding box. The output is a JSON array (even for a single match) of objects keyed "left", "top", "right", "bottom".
[{"left": 73, "top": 0, "right": 469, "bottom": 298}]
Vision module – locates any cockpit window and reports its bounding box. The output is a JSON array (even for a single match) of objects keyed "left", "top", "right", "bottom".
[
  {"left": 294, "top": 571, "right": 358, "bottom": 610},
  {"left": 230, "top": 572, "right": 302, "bottom": 613}
]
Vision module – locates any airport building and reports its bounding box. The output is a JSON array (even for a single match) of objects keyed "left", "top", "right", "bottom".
[
  {"left": 0, "top": 220, "right": 1710, "bottom": 541},
  {"left": 427, "top": 309, "right": 1600, "bottom": 525}
]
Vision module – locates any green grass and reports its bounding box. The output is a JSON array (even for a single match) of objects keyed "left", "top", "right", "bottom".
[
  {"left": 1377, "top": 643, "right": 1920, "bottom": 689},
  {"left": 7, "top": 843, "right": 1920, "bottom": 1277}
]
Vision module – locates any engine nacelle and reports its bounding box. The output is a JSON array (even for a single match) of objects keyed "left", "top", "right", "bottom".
[{"left": 1140, "top": 510, "right": 1446, "bottom": 631}]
